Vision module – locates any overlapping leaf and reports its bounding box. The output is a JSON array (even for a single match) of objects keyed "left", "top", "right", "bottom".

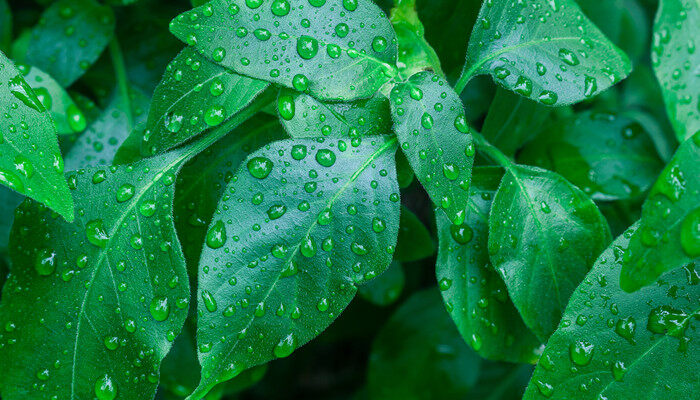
[
  {"left": 489, "top": 165, "right": 611, "bottom": 340},
  {"left": 524, "top": 224, "right": 699, "bottom": 399},
  {"left": 621, "top": 133, "right": 700, "bottom": 291},
  {"left": 0, "top": 52, "right": 74, "bottom": 220},
  {"left": 22, "top": 0, "right": 115, "bottom": 87},
  {"left": 651, "top": 0, "right": 700, "bottom": 141},
  {"left": 193, "top": 136, "right": 400, "bottom": 399},
  {"left": 169, "top": 0, "right": 398, "bottom": 101},
  {"left": 0, "top": 149, "right": 191, "bottom": 400},
  {"left": 519, "top": 110, "right": 664, "bottom": 201},
  {"left": 390, "top": 71, "right": 474, "bottom": 224},
  {"left": 460, "top": 0, "right": 631, "bottom": 105},
  {"left": 437, "top": 167, "right": 541, "bottom": 363},
  {"left": 389, "top": 0, "right": 444, "bottom": 78}
]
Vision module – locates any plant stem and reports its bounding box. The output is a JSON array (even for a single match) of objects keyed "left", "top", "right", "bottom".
[
  {"left": 471, "top": 130, "right": 515, "bottom": 171},
  {"left": 109, "top": 38, "right": 133, "bottom": 131}
]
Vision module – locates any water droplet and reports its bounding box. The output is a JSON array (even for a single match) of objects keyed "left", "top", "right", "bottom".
[
  {"left": 149, "top": 296, "right": 170, "bottom": 322},
  {"left": 85, "top": 219, "right": 109, "bottom": 248},
  {"left": 247, "top": 157, "right": 273, "bottom": 179},
  {"left": 450, "top": 224, "right": 473, "bottom": 244},
  {"left": 296, "top": 36, "right": 319, "bottom": 59},
  {"left": 206, "top": 220, "right": 227, "bottom": 249},
  {"left": 569, "top": 340, "right": 594, "bottom": 365},
  {"left": 116, "top": 184, "right": 135, "bottom": 203},
  {"left": 94, "top": 374, "right": 117, "bottom": 400},
  {"left": 202, "top": 290, "right": 218, "bottom": 312},
  {"left": 274, "top": 333, "right": 296, "bottom": 358},
  {"left": 34, "top": 249, "right": 56, "bottom": 276},
  {"left": 315, "top": 149, "right": 336, "bottom": 167}
]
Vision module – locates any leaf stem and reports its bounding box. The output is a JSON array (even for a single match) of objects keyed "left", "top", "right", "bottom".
[
  {"left": 108, "top": 38, "right": 133, "bottom": 131},
  {"left": 471, "top": 130, "right": 515, "bottom": 170}
]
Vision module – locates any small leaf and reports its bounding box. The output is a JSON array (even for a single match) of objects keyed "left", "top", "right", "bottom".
[
  {"left": 394, "top": 205, "right": 435, "bottom": 262},
  {"left": 143, "top": 47, "right": 268, "bottom": 156},
  {"left": 461, "top": 0, "right": 631, "bottom": 105},
  {"left": 368, "top": 289, "right": 483, "bottom": 400},
  {"left": 0, "top": 149, "right": 191, "bottom": 400},
  {"left": 22, "top": 0, "right": 115, "bottom": 87},
  {"left": 523, "top": 223, "right": 699, "bottom": 400},
  {"left": 390, "top": 71, "right": 474, "bottom": 224},
  {"left": 0, "top": 51, "right": 74, "bottom": 221},
  {"left": 488, "top": 165, "right": 611, "bottom": 340},
  {"left": 277, "top": 89, "right": 392, "bottom": 138},
  {"left": 437, "top": 167, "right": 541, "bottom": 363},
  {"left": 169, "top": 0, "right": 398, "bottom": 101},
  {"left": 651, "top": 0, "right": 700, "bottom": 141},
  {"left": 64, "top": 87, "right": 150, "bottom": 171},
  {"left": 389, "top": 0, "right": 444, "bottom": 78},
  {"left": 192, "top": 136, "right": 400, "bottom": 399},
  {"left": 519, "top": 110, "right": 664, "bottom": 201},
  {"left": 620, "top": 133, "right": 700, "bottom": 291},
  {"left": 358, "top": 261, "right": 404, "bottom": 306},
  {"left": 481, "top": 88, "right": 552, "bottom": 157}
]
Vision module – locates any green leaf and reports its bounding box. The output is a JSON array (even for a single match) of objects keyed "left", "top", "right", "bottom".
[
  {"left": 17, "top": 63, "right": 87, "bottom": 136},
  {"left": 390, "top": 71, "right": 475, "bottom": 224},
  {"left": 367, "top": 289, "right": 482, "bottom": 400},
  {"left": 437, "top": 167, "right": 541, "bottom": 363},
  {"left": 620, "top": 133, "right": 700, "bottom": 291},
  {"left": 192, "top": 136, "right": 400, "bottom": 399},
  {"left": 169, "top": 0, "right": 398, "bottom": 101},
  {"left": 0, "top": 149, "right": 191, "bottom": 400},
  {"left": 64, "top": 87, "right": 150, "bottom": 170},
  {"left": 277, "top": 89, "right": 392, "bottom": 138},
  {"left": 481, "top": 88, "right": 552, "bottom": 157},
  {"left": 389, "top": 0, "right": 444, "bottom": 78},
  {"left": 394, "top": 205, "right": 435, "bottom": 262},
  {"left": 22, "top": 0, "right": 115, "bottom": 87},
  {"left": 651, "top": 0, "right": 700, "bottom": 141},
  {"left": 143, "top": 47, "right": 269, "bottom": 157},
  {"left": 395, "top": 149, "right": 414, "bottom": 189},
  {"left": 175, "top": 115, "right": 285, "bottom": 272},
  {"left": 459, "top": 0, "right": 631, "bottom": 105},
  {"left": 519, "top": 110, "right": 664, "bottom": 201},
  {"left": 358, "top": 261, "right": 404, "bottom": 306},
  {"left": 0, "top": 0, "right": 11, "bottom": 53},
  {"left": 0, "top": 186, "right": 22, "bottom": 252},
  {"left": 523, "top": 224, "right": 699, "bottom": 400},
  {"left": 488, "top": 164, "right": 611, "bottom": 340},
  {"left": 0, "top": 51, "right": 74, "bottom": 221}
]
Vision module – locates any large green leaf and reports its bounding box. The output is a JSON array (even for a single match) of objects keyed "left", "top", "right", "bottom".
[
  {"left": 519, "top": 110, "right": 664, "bottom": 201},
  {"left": 389, "top": 0, "right": 444, "bottom": 78},
  {"left": 488, "top": 164, "right": 611, "bottom": 340},
  {"left": 175, "top": 115, "right": 285, "bottom": 273},
  {"left": 169, "top": 0, "right": 398, "bottom": 101},
  {"left": 277, "top": 89, "right": 392, "bottom": 138},
  {"left": 64, "top": 87, "right": 150, "bottom": 170},
  {"left": 437, "top": 167, "right": 541, "bottom": 363},
  {"left": 193, "top": 136, "right": 400, "bottom": 399},
  {"left": 0, "top": 149, "right": 191, "bottom": 400},
  {"left": 0, "top": 0, "right": 11, "bottom": 53},
  {"left": 17, "top": 63, "right": 87, "bottom": 136},
  {"left": 620, "top": 133, "right": 700, "bottom": 291},
  {"left": 22, "top": 0, "right": 115, "bottom": 87},
  {"left": 143, "top": 47, "right": 268, "bottom": 157},
  {"left": 523, "top": 224, "right": 699, "bottom": 400},
  {"left": 651, "top": 0, "right": 700, "bottom": 141},
  {"left": 390, "top": 71, "right": 474, "bottom": 224},
  {"left": 0, "top": 51, "right": 74, "bottom": 221},
  {"left": 459, "top": 0, "right": 631, "bottom": 105},
  {"left": 481, "top": 88, "right": 551, "bottom": 157},
  {"left": 367, "top": 289, "right": 482, "bottom": 400}
]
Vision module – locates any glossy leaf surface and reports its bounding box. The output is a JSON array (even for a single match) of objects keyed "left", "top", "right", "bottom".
[
  {"left": 621, "top": 133, "right": 700, "bottom": 291},
  {"left": 23, "top": 0, "right": 115, "bottom": 87},
  {"left": 651, "top": 0, "right": 700, "bottom": 141},
  {"left": 277, "top": 89, "right": 392, "bottom": 138},
  {"left": 368, "top": 289, "right": 482, "bottom": 400},
  {"left": 489, "top": 165, "right": 611, "bottom": 340},
  {"left": 437, "top": 167, "right": 540, "bottom": 363},
  {"left": 144, "top": 47, "right": 268, "bottom": 156},
  {"left": 0, "top": 150, "right": 191, "bottom": 400},
  {"left": 519, "top": 110, "right": 664, "bottom": 201},
  {"left": 462, "top": 0, "right": 631, "bottom": 105},
  {"left": 390, "top": 71, "right": 474, "bottom": 224},
  {"left": 169, "top": 0, "right": 398, "bottom": 101},
  {"left": 194, "top": 136, "right": 400, "bottom": 399},
  {"left": 524, "top": 224, "right": 699, "bottom": 399},
  {"left": 0, "top": 52, "right": 74, "bottom": 221}
]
